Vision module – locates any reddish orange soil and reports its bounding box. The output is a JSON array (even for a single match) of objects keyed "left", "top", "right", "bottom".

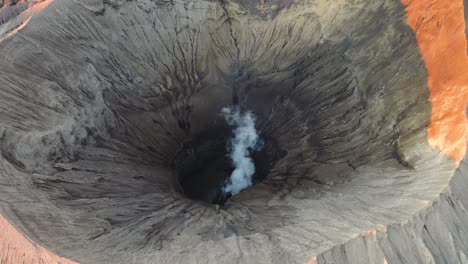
[
  {"left": 0, "top": 214, "right": 78, "bottom": 264},
  {"left": 402, "top": 0, "right": 468, "bottom": 164},
  {"left": 0, "top": 0, "right": 54, "bottom": 42}
]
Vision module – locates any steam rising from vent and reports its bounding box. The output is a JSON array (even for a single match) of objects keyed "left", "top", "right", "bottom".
[{"left": 222, "top": 107, "right": 260, "bottom": 196}]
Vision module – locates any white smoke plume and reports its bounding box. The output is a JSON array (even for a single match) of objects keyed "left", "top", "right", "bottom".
[{"left": 222, "top": 107, "right": 260, "bottom": 195}]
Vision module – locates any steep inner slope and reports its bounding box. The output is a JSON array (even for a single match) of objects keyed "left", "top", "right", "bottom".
[{"left": 0, "top": 0, "right": 461, "bottom": 263}]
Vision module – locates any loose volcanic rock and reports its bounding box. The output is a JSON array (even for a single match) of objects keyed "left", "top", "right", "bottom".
[{"left": 0, "top": 0, "right": 467, "bottom": 264}]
